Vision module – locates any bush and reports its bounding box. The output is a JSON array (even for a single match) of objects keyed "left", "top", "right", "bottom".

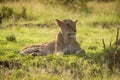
[
  {"left": 0, "top": 6, "right": 14, "bottom": 18},
  {"left": 95, "top": 0, "right": 115, "bottom": 2},
  {"left": 105, "top": 47, "right": 120, "bottom": 70},
  {"left": 39, "top": 0, "right": 90, "bottom": 12},
  {"left": 103, "top": 28, "right": 120, "bottom": 70},
  {"left": 0, "top": 6, "right": 33, "bottom": 20},
  {"left": 6, "top": 35, "right": 17, "bottom": 42},
  {"left": 0, "top": 0, "right": 20, "bottom": 3}
]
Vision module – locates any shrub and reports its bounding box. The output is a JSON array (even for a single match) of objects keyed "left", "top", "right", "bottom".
[
  {"left": 95, "top": 0, "right": 115, "bottom": 2},
  {"left": 0, "top": 0, "right": 20, "bottom": 3},
  {"left": 103, "top": 28, "right": 120, "bottom": 70},
  {"left": 6, "top": 35, "right": 17, "bottom": 42},
  {"left": 0, "top": 6, "right": 14, "bottom": 18},
  {"left": 39, "top": 0, "right": 90, "bottom": 12},
  {"left": 0, "top": 5, "right": 34, "bottom": 20}
]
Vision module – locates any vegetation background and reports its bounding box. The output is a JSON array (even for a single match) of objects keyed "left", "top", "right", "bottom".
[{"left": 0, "top": 0, "right": 120, "bottom": 80}]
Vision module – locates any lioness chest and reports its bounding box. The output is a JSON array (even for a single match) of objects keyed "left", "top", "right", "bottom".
[
  {"left": 63, "top": 43, "right": 78, "bottom": 54},
  {"left": 45, "top": 41, "right": 78, "bottom": 54}
]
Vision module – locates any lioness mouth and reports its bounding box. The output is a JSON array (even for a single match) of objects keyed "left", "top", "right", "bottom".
[{"left": 68, "top": 33, "right": 76, "bottom": 37}]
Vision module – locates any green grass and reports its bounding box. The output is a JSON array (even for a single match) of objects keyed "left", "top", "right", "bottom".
[
  {"left": 0, "top": 26, "right": 119, "bottom": 80},
  {"left": 0, "top": 0, "right": 120, "bottom": 80}
]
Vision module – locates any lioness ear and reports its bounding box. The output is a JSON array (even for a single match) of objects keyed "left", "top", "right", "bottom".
[
  {"left": 56, "top": 19, "right": 63, "bottom": 27},
  {"left": 74, "top": 20, "right": 78, "bottom": 24}
]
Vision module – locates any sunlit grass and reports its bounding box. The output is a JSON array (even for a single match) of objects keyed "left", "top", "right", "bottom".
[{"left": 0, "top": 0, "right": 120, "bottom": 80}]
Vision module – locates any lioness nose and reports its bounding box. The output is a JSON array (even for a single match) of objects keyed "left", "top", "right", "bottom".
[{"left": 73, "top": 30, "right": 76, "bottom": 32}]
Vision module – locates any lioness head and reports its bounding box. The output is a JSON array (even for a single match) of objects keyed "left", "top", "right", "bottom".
[{"left": 56, "top": 19, "right": 78, "bottom": 37}]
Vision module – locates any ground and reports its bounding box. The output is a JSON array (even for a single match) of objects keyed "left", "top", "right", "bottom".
[{"left": 0, "top": 0, "right": 120, "bottom": 80}]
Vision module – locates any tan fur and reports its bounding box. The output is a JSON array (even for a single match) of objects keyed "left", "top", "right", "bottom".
[{"left": 20, "top": 19, "right": 85, "bottom": 56}]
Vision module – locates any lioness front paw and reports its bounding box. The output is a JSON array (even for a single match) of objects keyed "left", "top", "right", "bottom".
[
  {"left": 75, "top": 49, "right": 86, "bottom": 57},
  {"left": 55, "top": 52, "right": 64, "bottom": 56}
]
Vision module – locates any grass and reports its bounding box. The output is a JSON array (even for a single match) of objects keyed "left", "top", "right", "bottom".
[{"left": 0, "top": 0, "right": 120, "bottom": 80}]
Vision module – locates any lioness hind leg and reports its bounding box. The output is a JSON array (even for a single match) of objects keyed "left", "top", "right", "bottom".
[
  {"left": 20, "top": 47, "right": 39, "bottom": 55},
  {"left": 20, "top": 47, "right": 46, "bottom": 56},
  {"left": 30, "top": 52, "right": 43, "bottom": 56}
]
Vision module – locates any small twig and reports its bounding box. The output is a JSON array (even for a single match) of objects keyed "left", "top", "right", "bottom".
[
  {"left": 0, "top": 16, "right": 2, "bottom": 25},
  {"left": 109, "top": 39, "right": 112, "bottom": 47},
  {"left": 102, "top": 38, "right": 106, "bottom": 50},
  {"left": 115, "top": 28, "right": 119, "bottom": 49}
]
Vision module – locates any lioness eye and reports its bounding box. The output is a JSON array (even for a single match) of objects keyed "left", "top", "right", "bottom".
[
  {"left": 73, "top": 30, "right": 76, "bottom": 32},
  {"left": 66, "top": 23, "right": 71, "bottom": 28},
  {"left": 66, "top": 23, "right": 69, "bottom": 26}
]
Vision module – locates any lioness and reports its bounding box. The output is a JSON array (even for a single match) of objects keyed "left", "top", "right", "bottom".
[{"left": 20, "top": 19, "right": 85, "bottom": 56}]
